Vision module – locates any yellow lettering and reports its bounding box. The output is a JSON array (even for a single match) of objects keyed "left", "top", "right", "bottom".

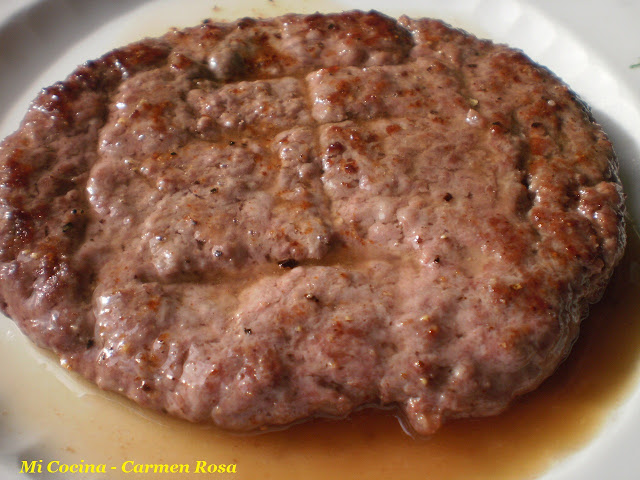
[
  {"left": 20, "top": 461, "right": 41, "bottom": 474},
  {"left": 169, "top": 464, "right": 188, "bottom": 473},
  {"left": 21, "top": 460, "right": 42, "bottom": 474},
  {"left": 228, "top": 464, "right": 237, "bottom": 473},
  {"left": 122, "top": 460, "right": 134, "bottom": 473},
  {"left": 47, "top": 461, "right": 59, "bottom": 473},
  {"left": 195, "top": 461, "right": 207, "bottom": 473}
]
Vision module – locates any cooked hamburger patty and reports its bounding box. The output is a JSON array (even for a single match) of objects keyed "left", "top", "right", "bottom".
[{"left": 0, "top": 10, "right": 625, "bottom": 434}]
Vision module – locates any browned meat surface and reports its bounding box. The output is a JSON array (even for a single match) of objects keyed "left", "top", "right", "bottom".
[{"left": 0, "top": 10, "right": 625, "bottom": 434}]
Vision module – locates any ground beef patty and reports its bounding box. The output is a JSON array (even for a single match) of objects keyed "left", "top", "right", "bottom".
[{"left": 0, "top": 10, "right": 626, "bottom": 435}]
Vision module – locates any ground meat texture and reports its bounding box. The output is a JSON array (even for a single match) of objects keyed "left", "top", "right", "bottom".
[{"left": 0, "top": 10, "right": 625, "bottom": 435}]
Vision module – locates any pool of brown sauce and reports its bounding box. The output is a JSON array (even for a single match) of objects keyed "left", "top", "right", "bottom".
[{"left": 0, "top": 224, "right": 638, "bottom": 480}]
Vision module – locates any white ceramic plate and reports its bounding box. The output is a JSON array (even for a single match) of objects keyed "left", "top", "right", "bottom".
[{"left": 0, "top": 1, "right": 639, "bottom": 479}]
